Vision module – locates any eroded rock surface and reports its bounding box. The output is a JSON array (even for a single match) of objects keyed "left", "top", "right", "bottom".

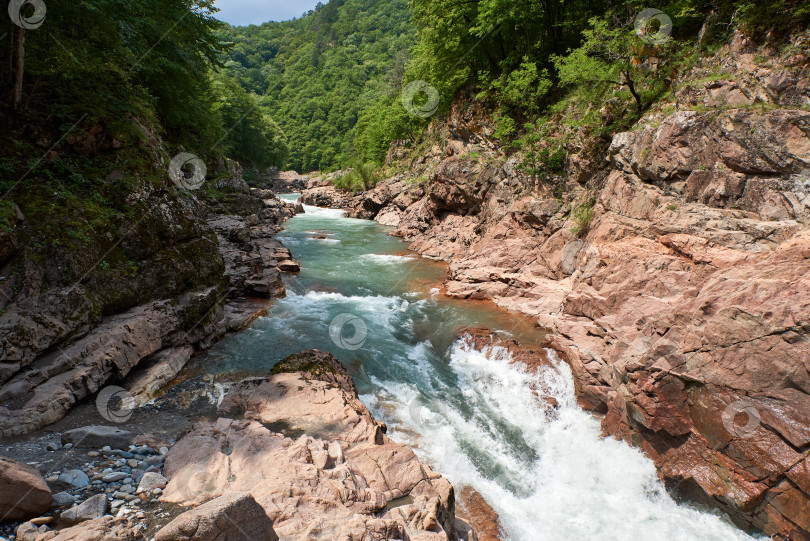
[
  {"left": 154, "top": 492, "right": 277, "bottom": 541},
  {"left": 0, "top": 177, "right": 300, "bottom": 437},
  {"left": 299, "top": 32, "right": 810, "bottom": 539},
  {"left": 161, "top": 350, "right": 458, "bottom": 541}
]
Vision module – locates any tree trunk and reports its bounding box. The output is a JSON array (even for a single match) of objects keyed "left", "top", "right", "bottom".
[
  {"left": 622, "top": 70, "right": 643, "bottom": 113},
  {"left": 13, "top": 27, "right": 25, "bottom": 110}
]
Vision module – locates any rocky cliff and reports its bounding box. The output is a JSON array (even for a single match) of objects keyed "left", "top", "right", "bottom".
[
  {"left": 300, "top": 32, "right": 810, "bottom": 540},
  {"left": 0, "top": 144, "right": 302, "bottom": 437}
]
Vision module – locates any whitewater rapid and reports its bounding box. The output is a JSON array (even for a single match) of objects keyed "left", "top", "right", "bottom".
[
  {"left": 363, "top": 338, "right": 757, "bottom": 541},
  {"left": 202, "top": 198, "right": 759, "bottom": 541}
]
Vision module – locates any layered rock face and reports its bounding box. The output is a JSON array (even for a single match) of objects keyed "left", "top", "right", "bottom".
[
  {"left": 0, "top": 159, "right": 301, "bottom": 437},
  {"left": 300, "top": 33, "right": 810, "bottom": 539},
  {"left": 160, "top": 350, "right": 460, "bottom": 541}
]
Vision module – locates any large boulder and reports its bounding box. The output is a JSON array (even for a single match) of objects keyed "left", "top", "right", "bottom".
[
  {"left": 160, "top": 350, "right": 457, "bottom": 541},
  {"left": 61, "top": 426, "right": 133, "bottom": 449},
  {"left": 154, "top": 493, "right": 277, "bottom": 541},
  {"left": 59, "top": 494, "right": 108, "bottom": 525},
  {"left": 24, "top": 517, "right": 144, "bottom": 540},
  {"left": 0, "top": 457, "right": 52, "bottom": 521}
]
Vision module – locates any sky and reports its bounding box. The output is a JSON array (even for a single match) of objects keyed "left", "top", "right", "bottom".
[{"left": 214, "top": 0, "right": 323, "bottom": 26}]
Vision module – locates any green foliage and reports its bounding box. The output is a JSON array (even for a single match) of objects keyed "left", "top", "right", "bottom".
[
  {"left": 0, "top": 201, "right": 17, "bottom": 234},
  {"left": 571, "top": 198, "right": 596, "bottom": 238},
  {"left": 488, "top": 58, "right": 553, "bottom": 112},
  {"left": 736, "top": 0, "right": 810, "bottom": 36},
  {"left": 1, "top": 0, "right": 228, "bottom": 151},
  {"left": 219, "top": 0, "right": 415, "bottom": 171},
  {"left": 554, "top": 17, "right": 674, "bottom": 116},
  {"left": 211, "top": 75, "right": 288, "bottom": 168},
  {"left": 332, "top": 163, "right": 380, "bottom": 191}
]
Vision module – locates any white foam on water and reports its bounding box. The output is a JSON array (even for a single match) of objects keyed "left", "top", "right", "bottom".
[
  {"left": 365, "top": 337, "right": 760, "bottom": 541},
  {"left": 310, "top": 237, "right": 341, "bottom": 243},
  {"left": 360, "top": 254, "right": 415, "bottom": 264},
  {"left": 300, "top": 204, "right": 346, "bottom": 217}
]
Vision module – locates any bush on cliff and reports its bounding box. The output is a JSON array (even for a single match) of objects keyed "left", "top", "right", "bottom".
[{"left": 332, "top": 163, "right": 381, "bottom": 192}]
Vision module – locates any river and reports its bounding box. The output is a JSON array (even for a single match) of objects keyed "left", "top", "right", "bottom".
[{"left": 195, "top": 196, "right": 758, "bottom": 541}]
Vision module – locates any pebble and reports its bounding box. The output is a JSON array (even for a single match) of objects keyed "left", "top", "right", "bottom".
[
  {"left": 102, "top": 446, "right": 112, "bottom": 453},
  {"left": 46, "top": 442, "right": 62, "bottom": 452},
  {"left": 111, "top": 499, "right": 124, "bottom": 508},
  {"left": 29, "top": 517, "right": 54, "bottom": 526},
  {"left": 102, "top": 472, "right": 127, "bottom": 483},
  {"left": 144, "top": 455, "right": 164, "bottom": 467},
  {"left": 52, "top": 492, "right": 74, "bottom": 507},
  {"left": 58, "top": 470, "right": 90, "bottom": 489},
  {"left": 159, "top": 447, "right": 168, "bottom": 455},
  {"left": 127, "top": 459, "right": 139, "bottom": 468},
  {"left": 88, "top": 451, "right": 100, "bottom": 457},
  {"left": 63, "top": 443, "right": 73, "bottom": 449}
]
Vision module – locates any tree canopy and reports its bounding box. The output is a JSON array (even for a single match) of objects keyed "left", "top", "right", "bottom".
[{"left": 218, "top": 0, "right": 415, "bottom": 172}]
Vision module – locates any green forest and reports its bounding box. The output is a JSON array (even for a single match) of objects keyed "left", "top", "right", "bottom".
[
  {"left": 217, "top": 0, "right": 808, "bottom": 176},
  {"left": 2, "top": 0, "right": 807, "bottom": 186},
  {"left": 219, "top": 0, "right": 415, "bottom": 172}
]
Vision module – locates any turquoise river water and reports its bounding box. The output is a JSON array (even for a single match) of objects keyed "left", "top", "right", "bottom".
[{"left": 196, "top": 196, "right": 759, "bottom": 541}]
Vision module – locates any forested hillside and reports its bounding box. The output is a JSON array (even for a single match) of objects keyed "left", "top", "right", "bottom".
[
  {"left": 220, "top": 0, "right": 415, "bottom": 172},
  {"left": 350, "top": 0, "right": 810, "bottom": 172},
  {"left": 220, "top": 0, "right": 808, "bottom": 177}
]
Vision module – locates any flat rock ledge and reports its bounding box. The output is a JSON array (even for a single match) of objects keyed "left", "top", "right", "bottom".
[{"left": 159, "top": 349, "right": 463, "bottom": 541}]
